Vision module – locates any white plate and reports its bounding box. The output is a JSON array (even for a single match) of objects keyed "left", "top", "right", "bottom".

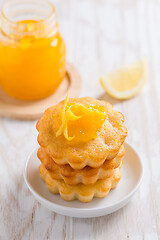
[{"left": 24, "top": 142, "right": 143, "bottom": 218}]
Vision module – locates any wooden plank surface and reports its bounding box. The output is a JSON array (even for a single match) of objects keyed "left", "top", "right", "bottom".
[{"left": 0, "top": 0, "right": 160, "bottom": 239}]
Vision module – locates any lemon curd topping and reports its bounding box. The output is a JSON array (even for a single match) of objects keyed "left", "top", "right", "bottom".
[{"left": 56, "top": 94, "right": 106, "bottom": 143}]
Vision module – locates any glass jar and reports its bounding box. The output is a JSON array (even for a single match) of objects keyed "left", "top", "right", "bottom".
[{"left": 0, "top": 0, "right": 66, "bottom": 100}]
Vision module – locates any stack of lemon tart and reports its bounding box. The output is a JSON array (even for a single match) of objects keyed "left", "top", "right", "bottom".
[{"left": 36, "top": 95, "right": 127, "bottom": 202}]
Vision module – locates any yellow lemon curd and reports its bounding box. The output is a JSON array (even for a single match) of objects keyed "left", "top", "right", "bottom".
[
  {"left": 0, "top": 19, "right": 66, "bottom": 100},
  {"left": 56, "top": 95, "right": 106, "bottom": 143}
]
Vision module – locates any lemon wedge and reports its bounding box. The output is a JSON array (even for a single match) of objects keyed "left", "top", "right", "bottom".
[{"left": 99, "top": 58, "right": 148, "bottom": 99}]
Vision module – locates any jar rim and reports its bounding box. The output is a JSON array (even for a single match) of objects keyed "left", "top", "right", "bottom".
[
  {"left": 1, "top": 0, "right": 55, "bottom": 26},
  {"left": 0, "top": 0, "right": 57, "bottom": 39}
]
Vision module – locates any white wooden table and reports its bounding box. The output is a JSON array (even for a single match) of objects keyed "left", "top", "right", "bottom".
[{"left": 0, "top": 0, "right": 160, "bottom": 239}]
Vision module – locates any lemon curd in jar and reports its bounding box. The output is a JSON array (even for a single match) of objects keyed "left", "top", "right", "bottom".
[{"left": 0, "top": 0, "right": 66, "bottom": 100}]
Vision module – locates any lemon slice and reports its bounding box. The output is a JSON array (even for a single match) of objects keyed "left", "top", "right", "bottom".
[{"left": 99, "top": 58, "right": 148, "bottom": 99}]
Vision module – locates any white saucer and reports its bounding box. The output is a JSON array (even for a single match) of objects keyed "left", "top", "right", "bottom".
[{"left": 24, "top": 142, "right": 143, "bottom": 218}]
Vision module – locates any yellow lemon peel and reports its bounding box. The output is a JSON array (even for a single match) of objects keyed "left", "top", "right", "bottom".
[{"left": 56, "top": 94, "right": 81, "bottom": 140}]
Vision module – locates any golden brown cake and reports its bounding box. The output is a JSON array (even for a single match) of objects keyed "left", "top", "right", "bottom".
[
  {"left": 37, "top": 145, "right": 124, "bottom": 185},
  {"left": 37, "top": 95, "right": 127, "bottom": 202},
  {"left": 39, "top": 161, "right": 122, "bottom": 203},
  {"left": 37, "top": 97, "right": 127, "bottom": 169}
]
